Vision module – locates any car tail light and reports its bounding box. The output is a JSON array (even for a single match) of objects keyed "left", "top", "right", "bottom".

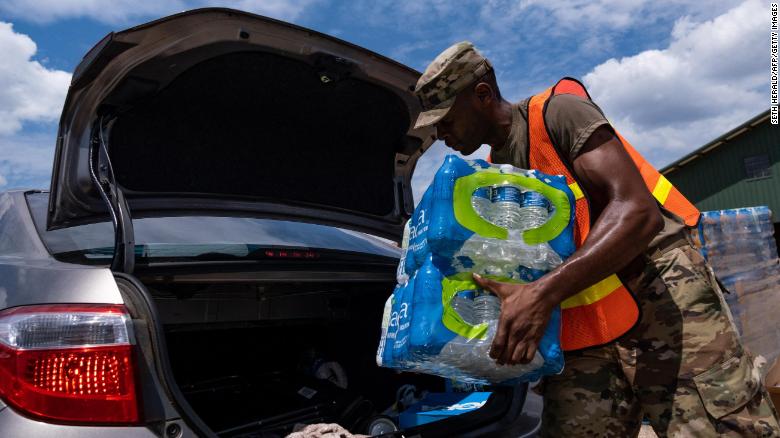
[{"left": 0, "top": 304, "right": 140, "bottom": 424}]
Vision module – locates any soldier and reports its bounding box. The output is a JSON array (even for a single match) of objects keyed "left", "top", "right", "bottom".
[{"left": 412, "top": 41, "right": 780, "bottom": 437}]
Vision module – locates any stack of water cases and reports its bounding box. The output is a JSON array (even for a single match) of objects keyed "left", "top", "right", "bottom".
[
  {"left": 696, "top": 206, "right": 780, "bottom": 370},
  {"left": 377, "top": 155, "right": 577, "bottom": 384}
]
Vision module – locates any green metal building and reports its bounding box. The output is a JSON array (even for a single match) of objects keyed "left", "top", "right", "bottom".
[{"left": 660, "top": 110, "right": 779, "bottom": 241}]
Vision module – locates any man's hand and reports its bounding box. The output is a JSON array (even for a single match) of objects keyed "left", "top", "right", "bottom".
[{"left": 472, "top": 273, "right": 557, "bottom": 365}]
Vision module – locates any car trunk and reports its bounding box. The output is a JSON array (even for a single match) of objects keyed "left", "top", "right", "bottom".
[
  {"left": 44, "top": 9, "right": 531, "bottom": 436},
  {"left": 135, "top": 268, "right": 451, "bottom": 436}
]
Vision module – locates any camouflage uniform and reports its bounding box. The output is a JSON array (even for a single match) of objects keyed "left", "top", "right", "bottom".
[
  {"left": 541, "top": 242, "right": 780, "bottom": 437},
  {"left": 412, "top": 41, "right": 780, "bottom": 437}
]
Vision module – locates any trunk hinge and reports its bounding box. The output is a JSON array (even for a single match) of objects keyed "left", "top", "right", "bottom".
[{"left": 89, "top": 115, "right": 135, "bottom": 273}]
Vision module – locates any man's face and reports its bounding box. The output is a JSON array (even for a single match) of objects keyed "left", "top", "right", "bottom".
[{"left": 433, "top": 89, "right": 486, "bottom": 156}]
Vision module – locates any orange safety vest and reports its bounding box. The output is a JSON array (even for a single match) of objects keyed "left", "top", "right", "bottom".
[{"left": 493, "top": 77, "right": 701, "bottom": 351}]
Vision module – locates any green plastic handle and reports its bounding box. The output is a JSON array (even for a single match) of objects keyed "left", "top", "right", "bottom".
[
  {"left": 440, "top": 272, "right": 524, "bottom": 340},
  {"left": 453, "top": 170, "right": 571, "bottom": 244}
]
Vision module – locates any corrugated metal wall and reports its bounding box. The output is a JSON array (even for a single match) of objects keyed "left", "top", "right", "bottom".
[{"left": 665, "top": 120, "right": 780, "bottom": 221}]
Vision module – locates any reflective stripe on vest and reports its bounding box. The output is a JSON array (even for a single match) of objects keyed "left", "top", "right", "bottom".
[
  {"left": 568, "top": 182, "right": 585, "bottom": 201},
  {"left": 617, "top": 131, "right": 701, "bottom": 226},
  {"left": 560, "top": 273, "right": 621, "bottom": 309}
]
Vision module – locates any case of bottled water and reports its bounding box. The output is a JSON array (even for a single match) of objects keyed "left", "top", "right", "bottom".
[
  {"left": 377, "top": 155, "right": 576, "bottom": 384},
  {"left": 696, "top": 206, "right": 780, "bottom": 373},
  {"left": 425, "top": 157, "right": 575, "bottom": 281}
]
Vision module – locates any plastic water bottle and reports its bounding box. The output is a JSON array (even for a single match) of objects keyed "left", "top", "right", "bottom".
[
  {"left": 397, "top": 220, "right": 411, "bottom": 285},
  {"left": 518, "top": 191, "right": 550, "bottom": 230},
  {"left": 473, "top": 290, "right": 500, "bottom": 323},
  {"left": 491, "top": 185, "right": 524, "bottom": 230},
  {"left": 490, "top": 184, "right": 528, "bottom": 269},
  {"left": 471, "top": 187, "right": 493, "bottom": 220},
  {"left": 450, "top": 291, "right": 476, "bottom": 325},
  {"left": 519, "top": 191, "right": 562, "bottom": 268}
]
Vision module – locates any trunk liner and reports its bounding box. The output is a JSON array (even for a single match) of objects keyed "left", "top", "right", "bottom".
[{"left": 158, "top": 283, "right": 445, "bottom": 436}]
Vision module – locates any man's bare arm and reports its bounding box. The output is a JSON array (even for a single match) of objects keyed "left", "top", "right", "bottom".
[{"left": 536, "top": 124, "right": 663, "bottom": 300}]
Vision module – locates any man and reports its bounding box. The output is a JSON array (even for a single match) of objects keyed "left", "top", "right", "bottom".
[{"left": 412, "top": 41, "right": 780, "bottom": 437}]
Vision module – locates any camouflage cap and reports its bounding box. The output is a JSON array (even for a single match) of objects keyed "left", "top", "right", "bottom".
[{"left": 413, "top": 41, "right": 493, "bottom": 129}]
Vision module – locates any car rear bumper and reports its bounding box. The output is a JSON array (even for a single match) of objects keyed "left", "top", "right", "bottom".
[{"left": 0, "top": 404, "right": 198, "bottom": 438}]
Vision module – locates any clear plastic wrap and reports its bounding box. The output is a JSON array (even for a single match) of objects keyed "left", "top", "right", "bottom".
[
  {"left": 697, "top": 206, "right": 780, "bottom": 372},
  {"left": 377, "top": 155, "right": 577, "bottom": 384}
]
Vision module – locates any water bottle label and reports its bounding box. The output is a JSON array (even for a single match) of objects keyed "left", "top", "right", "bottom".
[
  {"left": 456, "top": 290, "right": 477, "bottom": 300},
  {"left": 522, "top": 191, "right": 550, "bottom": 209},
  {"left": 473, "top": 187, "right": 491, "bottom": 200},
  {"left": 490, "top": 186, "right": 522, "bottom": 203}
]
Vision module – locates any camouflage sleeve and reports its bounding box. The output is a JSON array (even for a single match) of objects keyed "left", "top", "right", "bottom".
[{"left": 544, "top": 94, "right": 611, "bottom": 163}]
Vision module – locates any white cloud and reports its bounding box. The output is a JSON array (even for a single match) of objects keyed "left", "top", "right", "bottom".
[
  {"left": 0, "top": 23, "right": 66, "bottom": 189},
  {"left": 0, "top": 0, "right": 319, "bottom": 24},
  {"left": 0, "top": 131, "right": 57, "bottom": 190},
  {"left": 0, "top": 1, "right": 174, "bottom": 24},
  {"left": 514, "top": 0, "right": 742, "bottom": 31},
  {"left": 0, "top": 22, "right": 71, "bottom": 136},
  {"left": 583, "top": 0, "right": 765, "bottom": 166}
]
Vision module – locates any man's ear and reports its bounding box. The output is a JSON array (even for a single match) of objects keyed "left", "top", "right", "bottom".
[{"left": 473, "top": 82, "right": 494, "bottom": 105}]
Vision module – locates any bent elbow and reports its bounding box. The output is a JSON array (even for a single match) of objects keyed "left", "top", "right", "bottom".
[{"left": 624, "top": 200, "right": 664, "bottom": 247}]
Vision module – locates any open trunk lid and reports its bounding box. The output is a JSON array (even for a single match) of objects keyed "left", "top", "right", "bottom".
[{"left": 48, "top": 8, "right": 435, "bottom": 247}]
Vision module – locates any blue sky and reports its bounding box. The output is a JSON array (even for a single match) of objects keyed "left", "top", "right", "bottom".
[{"left": 0, "top": 0, "right": 768, "bottom": 203}]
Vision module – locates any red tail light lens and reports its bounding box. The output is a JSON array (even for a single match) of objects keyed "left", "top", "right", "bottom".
[{"left": 0, "top": 304, "right": 140, "bottom": 424}]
